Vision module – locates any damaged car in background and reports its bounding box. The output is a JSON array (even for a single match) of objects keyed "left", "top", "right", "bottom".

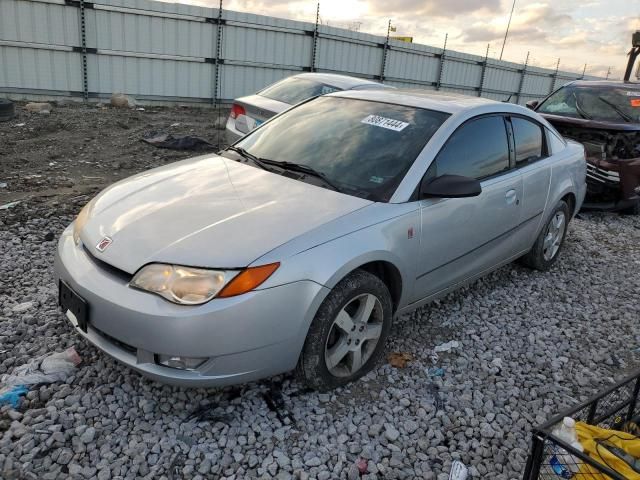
[
  {"left": 528, "top": 82, "right": 640, "bottom": 214},
  {"left": 528, "top": 33, "right": 640, "bottom": 214}
]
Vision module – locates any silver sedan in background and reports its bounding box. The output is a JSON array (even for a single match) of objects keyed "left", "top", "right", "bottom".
[
  {"left": 225, "top": 72, "right": 392, "bottom": 144},
  {"left": 56, "top": 89, "right": 586, "bottom": 391}
]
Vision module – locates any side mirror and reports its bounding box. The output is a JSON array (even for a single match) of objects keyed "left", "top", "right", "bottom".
[
  {"left": 420, "top": 175, "right": 482, "bottom": 199},
  {"left": 525, "top": 100, "right": 539, "bottom": 110}
]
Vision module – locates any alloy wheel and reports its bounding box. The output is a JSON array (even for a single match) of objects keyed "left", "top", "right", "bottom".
[
  {"left": 542, "top": 211, "right": 566, "bottom": 261},
  {"left": 324, "top": 293, "right": 384, "bottom": 377}
]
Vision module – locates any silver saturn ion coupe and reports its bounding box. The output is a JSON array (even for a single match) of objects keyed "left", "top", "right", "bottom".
[{"left": 55, "top": 89, "right": 586, "bottom": 391}]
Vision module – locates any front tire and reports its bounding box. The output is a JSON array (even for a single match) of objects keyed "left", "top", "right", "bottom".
[
  {"left": 520, "top": 200, "right": 571, "bottom": 271},
  {"left": 297, "top": 270, "right": 393, "bottom": 391}
]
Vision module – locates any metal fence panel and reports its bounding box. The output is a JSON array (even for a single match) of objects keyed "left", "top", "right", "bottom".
[{"left": 0, "top": 0, "right": 597, "bottom": 104}]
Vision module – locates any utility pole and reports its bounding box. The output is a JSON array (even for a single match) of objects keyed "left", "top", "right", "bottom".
[
  {"left": 500, "top": 0, "right": 516, "bottom": 60},
  {"left": 606, "top": 67, "right": 611, "bottom": 80}
]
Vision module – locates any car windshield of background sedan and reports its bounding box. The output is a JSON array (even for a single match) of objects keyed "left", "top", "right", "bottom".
[
  {"left": 233, "top": 96, "right": 450, "bottom": 201},
  {"left": 259, "top": 77, "right": 342, "bottom": 104},
  {"left": 538, "top": 85, "right": 640, "bottom": 123}
]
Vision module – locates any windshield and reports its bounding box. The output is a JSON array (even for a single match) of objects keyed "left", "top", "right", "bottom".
[
  {"left": 538, "top": 84, "right": 640, "bottom": 123},
  {"left": 259, "top": 77, "right": 342, "bottom": 105},
  {"left": 235, "top": 96, "right": 450, "bottom": 201}
]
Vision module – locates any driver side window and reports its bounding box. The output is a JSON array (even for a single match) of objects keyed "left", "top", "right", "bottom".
[{"left": 427, "top": 115, "right": 510, "bottom": 180}]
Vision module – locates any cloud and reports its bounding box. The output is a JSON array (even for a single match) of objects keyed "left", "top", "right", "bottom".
[{"left": 386, "top": 0, "right": 501, "bottom": 17}]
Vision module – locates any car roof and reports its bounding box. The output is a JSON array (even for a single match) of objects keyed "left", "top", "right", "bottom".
[
  {"left": 328, "top": 88, "right": 503, "bottom": 114},
  {"left": 293, "top": 72, "right": 390, "bottom": 90}
]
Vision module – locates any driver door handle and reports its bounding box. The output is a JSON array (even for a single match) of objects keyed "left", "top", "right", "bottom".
[{"left": 505, "top": 189, "right": 519, "bottom": 205}]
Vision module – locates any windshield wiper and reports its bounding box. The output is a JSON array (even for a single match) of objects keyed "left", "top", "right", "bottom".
[
  {"left": 260, "top": 159, "right": 343, "bottom": 193},
  {"left": 572, "top": 92, "right": 592, "bottom": 120},
  {"left": 597, "top": 96, "right": 633, "bottom": 123},
  {"left": 226, "top": 146, "right": 271, "bottom": 171}
]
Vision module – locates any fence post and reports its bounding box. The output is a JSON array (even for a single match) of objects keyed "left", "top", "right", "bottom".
[
  {"left": 435, "top": 33, "right": 447, "bottom": 91},
  {"left": 79, "top": 0, "right": 89, "bottom": 101},
  {"left": 309, "top": 3, "right": 319, "bottom": 72},
  {"left": 212, "top": 0, "right": 223, "bottom": 105},
  {"left": 213, "top": 0, "right": 224, "bottom": 149},
  {"left": 379, "top": 19, "right": 391, "bottom": 82},
  {"left": 549, "top": 58, "right": 560, "bottom": 94},
  {"left": 515, "top": 51, "right": 529, "bottom": 104},
  {"left": 478, "top": 43, "right": 490, "bottom": 97}
]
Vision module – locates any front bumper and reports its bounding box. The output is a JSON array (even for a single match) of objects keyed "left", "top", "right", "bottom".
[
  {"left": 54, "top": 225, "right": 328, "bottom": 387},
  {"left": 586, "top": 156, "right": 640, "bottom": 207}
]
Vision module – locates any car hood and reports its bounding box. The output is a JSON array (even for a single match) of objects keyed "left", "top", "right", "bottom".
[
  {"left": 81, "top": 155, "right": 371, "bottom": 273},
  {"left": 540, "top": 113, "right": 640, "bottom": 132}
]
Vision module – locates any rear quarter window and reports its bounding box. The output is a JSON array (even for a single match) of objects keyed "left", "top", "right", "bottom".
[
  {"left": 546, "top": 128, "right": 567, "bottom": 154},
  {"left": 512, "top": 117, "right": 544, "bottom": 165}
]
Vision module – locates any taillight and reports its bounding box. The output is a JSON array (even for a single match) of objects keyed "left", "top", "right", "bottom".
[{"left": 230, "top": 103, "right": 246, "bottom": 119}]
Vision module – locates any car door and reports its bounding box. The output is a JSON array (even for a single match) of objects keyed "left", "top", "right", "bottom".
[
  {"left": 411, "top": 115, "right": 523, "bottom": 302},
  {"left": 507, "top": 115, "right": 552, "bottom": 249}
]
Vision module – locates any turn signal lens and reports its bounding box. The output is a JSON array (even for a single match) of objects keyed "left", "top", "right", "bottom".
[{"left": 217, "top": 263, "right": 280, "bottom": 298}]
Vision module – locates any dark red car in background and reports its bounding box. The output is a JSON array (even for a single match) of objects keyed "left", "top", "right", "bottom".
[{"left": 528, "top": 81, "right": 640, "bottom": 214}]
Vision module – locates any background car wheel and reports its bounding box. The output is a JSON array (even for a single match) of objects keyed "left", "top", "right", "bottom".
[
  {"left": 520, "top": 200, "right": 571, "bottom": 271},
  {"left": 297, "top": 269, "right": 393, "bottom": 391},
  {"left": 0, "top": 99, "right": 15, "bottom": 122}
]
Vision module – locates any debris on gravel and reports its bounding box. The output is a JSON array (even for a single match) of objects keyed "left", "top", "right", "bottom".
[{"left": 1, "top": 103, "right": 639, "bottom": 479}]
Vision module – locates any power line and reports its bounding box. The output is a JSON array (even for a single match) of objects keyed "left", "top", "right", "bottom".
[{"left": 500, "top": 0, "right": 516, "bottom": 60}]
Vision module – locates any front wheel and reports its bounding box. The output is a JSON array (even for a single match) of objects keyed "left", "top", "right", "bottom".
[
  {"left": 520, "top": 200, "right": 571, "bottom": 271},
  {"left": 297, "top": 270, "right": 392, "bottom": 391}
]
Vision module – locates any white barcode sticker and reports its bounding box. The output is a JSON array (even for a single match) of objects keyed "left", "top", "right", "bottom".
[{"left": 361, "top": 115, "right": 409, "bottom": 131}]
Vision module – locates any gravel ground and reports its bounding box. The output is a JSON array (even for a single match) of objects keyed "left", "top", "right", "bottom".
[{"left": 1, "top": 103, "right": 640, "bottom": 480}]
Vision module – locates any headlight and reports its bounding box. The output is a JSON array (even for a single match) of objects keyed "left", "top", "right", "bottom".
[
  {"left": 130, "top": 264, "right": 228, "bottom": 305},
  {"left": 130, "top": 262, "right": 280, "bottom": 305},
  {"left": 73, "top": 198, "right": 95, "bottom": 245}
]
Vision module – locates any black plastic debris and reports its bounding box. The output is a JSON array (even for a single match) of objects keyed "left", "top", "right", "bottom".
[
  {"left": 142, "top": 131, "right": 214, "bottom": 151},
  {"left": 0, "top": 99, "right": 15, "bottom": 122},
  {"left": 426, "top": 383, "right": 444, "bottom": 411},
  {"left": 261, "top": 380, "right": 296, "bottom": 425}
]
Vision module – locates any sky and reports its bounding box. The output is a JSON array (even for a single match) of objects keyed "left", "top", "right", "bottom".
[{"left": 174, "top": 0, "right": 639, "bottom": 78}]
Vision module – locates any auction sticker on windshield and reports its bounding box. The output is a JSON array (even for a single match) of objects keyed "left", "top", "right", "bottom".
[{"left": 361, "top": 115, "right": 409, "bottom": 132}]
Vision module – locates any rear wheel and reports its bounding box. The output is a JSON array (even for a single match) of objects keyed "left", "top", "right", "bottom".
[
  {"left": 297, "top": 270, "right": 392, "bottom": 391},
  {"left": 520, "top": 200, "right": 570, "bottom": 271}
]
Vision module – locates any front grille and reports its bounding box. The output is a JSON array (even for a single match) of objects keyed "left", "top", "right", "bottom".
[
  {"left": 82, "top": 245, "right": 132, "bottom": 282},
  {"left": 93, "top": 327, "right": 137, "bottom": 355},
  {"left": 586, "top": 163, "right": 620, "bottom": 186}
]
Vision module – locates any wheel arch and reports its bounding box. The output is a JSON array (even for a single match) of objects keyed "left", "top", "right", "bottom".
[
  {"left": 561, "top": 191, "right": 577, "bottom": 216},
  {"left": 323, "top": 253, "right": 407, "bottom": 314}
]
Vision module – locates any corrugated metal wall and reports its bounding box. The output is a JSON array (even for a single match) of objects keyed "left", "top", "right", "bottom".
[{"left": 0, "top": 0, "right": 600, "bottom": 105}]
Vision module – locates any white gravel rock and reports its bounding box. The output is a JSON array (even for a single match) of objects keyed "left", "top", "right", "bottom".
[{"left": 1, "top": 211, "right": 639, "bottom": 479}]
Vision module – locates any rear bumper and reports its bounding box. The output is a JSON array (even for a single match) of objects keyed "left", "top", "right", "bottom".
[
  {"left": 225, "top": 118, "right": 245, "bottom": 146},
  {"left": 54, "top": 225, "right": 329, "bottom": 387}
]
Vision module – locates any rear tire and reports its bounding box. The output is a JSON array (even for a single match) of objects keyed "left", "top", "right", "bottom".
[
  {"left": 296, "top": 269, "right": 392, "bottom": 391},
  {"left": 520, "top": 200, "right": 571, "bottom": 271}
]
